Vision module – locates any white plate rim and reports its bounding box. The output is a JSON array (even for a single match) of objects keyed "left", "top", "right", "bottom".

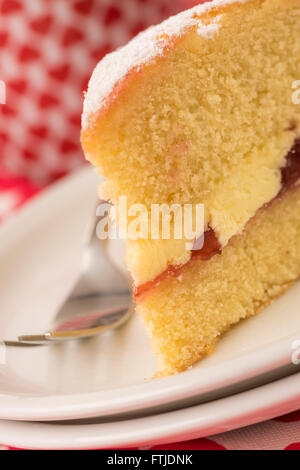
[
  {"left": 0, "top": 335, "right": 297, "bottom": 421},
  {"left": 0, "top": 372, "right": 299, "bottom": 450}
]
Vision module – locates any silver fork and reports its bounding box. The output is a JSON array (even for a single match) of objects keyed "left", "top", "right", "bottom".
[{"left": 4, "top": 201, "right": 133, "bottom": 346}]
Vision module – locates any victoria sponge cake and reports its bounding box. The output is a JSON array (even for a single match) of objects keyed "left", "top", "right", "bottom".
[{"left": 81, "top": 0, "right": 300, "bottom": 376}]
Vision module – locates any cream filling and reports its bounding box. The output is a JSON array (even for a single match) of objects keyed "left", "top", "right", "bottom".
[{"left": 126, "top": 132, "right": 296, "bottom": 285}]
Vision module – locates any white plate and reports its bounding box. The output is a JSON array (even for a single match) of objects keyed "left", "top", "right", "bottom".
[
  {"left": 0, "top": 372, "right": 299, "bottom": 450},
  {"left": 0, "top": 167, "right": 299, "bottom": 421}
]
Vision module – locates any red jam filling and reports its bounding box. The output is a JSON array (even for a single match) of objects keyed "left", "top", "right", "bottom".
[
  {"left": 134, "top": 228, "right": 221, "bottom": 301},
  {"left": 191, "top": 227, "right": 221, "bottom": 261},
  {"left": 280, "top": 139, "right": 300, "bottom": 193},
  {"left": 134, "top": 139, "right": 300, "bottom": 302}
]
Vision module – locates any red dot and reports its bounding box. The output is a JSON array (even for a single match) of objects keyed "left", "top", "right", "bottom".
[
  {"left": 73, "top": 0, "right": 94, "bottom": 15},
  {"left": 285, "top": 442, "right": 300, "bottom": 450},
  {"left": 0, "top": 31, "right": 9, "bottom": 47},
  {"left": 131, "top": 22, "right": 147, "bottom": 38},
  {"left": 23, "top": 149, "right": 38, "bottom": 161},
  {"left": 2, "top": 105, "right": 16, "bottom": 117},
  {"left": 60, "top": 140, "right": 78, "bottom": 154},
  {"left": 30, "top": 15, "right": 52, "bottom": 35},
  {"left": 104, "top": 6, "right": 122, "bottom": 26},
  {"left": 63, "top": 27, "right": 83, "bottom": 47},
  {"left": 19, "top": 45, "right": 40, "bottom": 62},
  {"left": 69, "top": 114, "right": 81, "bottom": 128},
  {"left": 8, "top": 79, "right": 27, "bottom": 94},
  {"left": 39, "top": 93, "right": 59, "bottom": 108},
  {"left": 49, "top": 170, "right": 68, "bottom": 182},
  {"left": 160, "top": 4, "right": 170, "bottom": 17},
  {"left": 81, "top": 74, "right": 91, "bottom": 93},
  {"left": 1, "top": 0, "right": 22, "bottom": 14},
  {"left": 29, "top": 126, "right": 48, "bottom": 139},
  {"left": 49, "top": 64, "right": 70, "bottom": 82},
  {"left": 0, "top": 132, "right": 8, "bottom": 143}
]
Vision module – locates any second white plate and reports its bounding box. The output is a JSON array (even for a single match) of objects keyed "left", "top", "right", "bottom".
[{"left": 0, "top": 372, "right": 299, "bottom": 450}]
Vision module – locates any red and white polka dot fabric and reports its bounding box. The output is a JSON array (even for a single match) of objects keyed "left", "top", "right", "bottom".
[{"left": 0, "top": 0, "right": 182, "bottom": 184}]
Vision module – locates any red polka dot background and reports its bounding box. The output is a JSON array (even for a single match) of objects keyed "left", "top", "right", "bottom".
[{"left": 0, "top": 0, "right": 184, "bottom": 183}]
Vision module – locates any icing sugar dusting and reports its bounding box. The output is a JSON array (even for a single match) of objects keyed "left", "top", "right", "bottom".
[
  {"left": 198, "top": 14, "right": 223, "bottom": 38},
  {"left": 82, "top": 0, "right": 247, "bottom": 129}
]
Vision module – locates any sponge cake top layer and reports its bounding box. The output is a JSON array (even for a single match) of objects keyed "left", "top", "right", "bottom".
[{"left": 82, "top": 0, "right": 248, "bottom": 129}]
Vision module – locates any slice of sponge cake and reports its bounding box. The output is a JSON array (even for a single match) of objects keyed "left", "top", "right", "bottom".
[{"left": 81, "top": 0, "right": 300, "bottom": 376}]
